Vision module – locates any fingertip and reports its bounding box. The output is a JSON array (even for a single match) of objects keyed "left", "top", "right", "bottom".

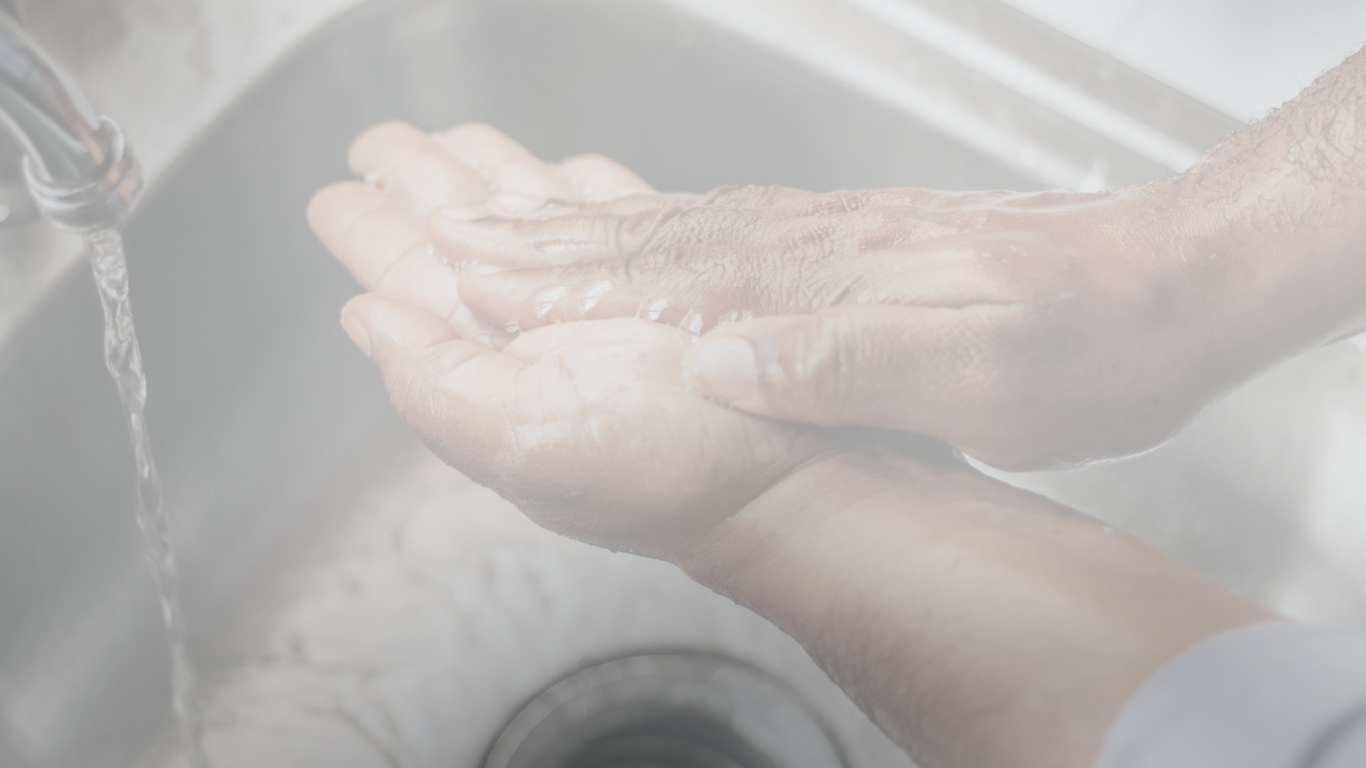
[
  {"left": 437, "top": 123, "right": 505, "bottom": 142},
  {"left": 348, "top": 120, "right": 426, "bottom": 176},
  {"left": 307, "top": 181, "right": 382, "bottom": 243},
  {"left": 433, "top": 123, "right": 524, "bottom": 174},
  {"left": 457, "top": 269, "right": 536, "bottom": 327},
  {"left": 339, "top": 305, "right": 373, "bottom": 358},
  {"left": 558, "top": 154, "right": 654, "bottom": 200}
]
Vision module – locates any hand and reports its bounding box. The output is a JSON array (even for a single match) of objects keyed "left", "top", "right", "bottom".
[
  {"left": 437, "top": 174, "right": 1256, "bottom": 470},
  {"left": 307, "top": 121, "right": 1276, "bottom": 768},
  {"left": 306, "top": 122, "right": 829, "bottom": 559},
  {"left": 326, "top": 123, "right": 1273, "bottom": 470}
]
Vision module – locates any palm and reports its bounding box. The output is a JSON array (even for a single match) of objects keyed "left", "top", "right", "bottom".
[{"left": 411, "top": 317, "right": 818, "bottom": 555}]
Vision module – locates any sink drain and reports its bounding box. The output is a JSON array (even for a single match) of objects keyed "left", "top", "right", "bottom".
[{"left": 483, "top": 653, "right": 850, "bottom": 768}]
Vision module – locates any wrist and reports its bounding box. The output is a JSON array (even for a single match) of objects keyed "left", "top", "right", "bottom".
[
  {"left": 672, "top": 432, "right": 970, "bottom": 591},
  {"left": 1126, "top": 173, "right": 1366, "bottom": 403},
  {"left": 677, "top": 431, "right": 988, "bottom": 614},
  {"left": 672, "top": 428, "right": 1274, "bottom": 768},
  {"left": 1153, "top": 55, "right": 1366, "bottom": 367}
]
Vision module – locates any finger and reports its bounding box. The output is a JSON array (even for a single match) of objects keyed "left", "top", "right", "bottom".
[
  {"left": 432, "top": 123, "right": 576, "bottom": 204},
  {"left": 459, "top": 263, "right": 648, "bottom": 331},
  {"left": 458, "top": 254, "right": 756, "bottom": 333},
  {"left": 308, "top": 182, "right": 462, "bottom": 321},
  {"left": 348, "top": 121, "right": 491, "bottom": 215},
  {"left": 557, "top": 153, "right": 654, "bottom": 201},
  {"left": 429, "top": 201, "right": 690, "bottom": 268},
  {"left": 679, "top": 304, "right": 1015, "bottom": 450},
  {"left": 340, "top": 294, "right": 525, "bottom": 470}
]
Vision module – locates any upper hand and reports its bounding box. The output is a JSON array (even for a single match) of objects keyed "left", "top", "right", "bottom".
[{"left": 410, "top": 130, "right": 1253, "bottom": 469}]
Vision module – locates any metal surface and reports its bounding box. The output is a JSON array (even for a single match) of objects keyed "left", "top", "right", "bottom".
[
  {"left": 484, "top": 654, "right": 847, "bottom": 768},
  {"left": 0, "top": 10, "right": 107, "bottom": 184},
  {"left": 0, "top": 2, "right": 34, "bottom": 226},
  {"left": 0, "top": 11, "right": 141, "bottom": 231},
  {"left": 0, "top": 0, "right": 1362, "bottom": 767},
  {"left": 0, "top": 129, "right": 37, "bottom": 224},
  {"left": 662, "top": 0, "right": 1242, "bottom": 189},
  {"left": 0, "top": 0, "right": 24, "bottom": 25}
]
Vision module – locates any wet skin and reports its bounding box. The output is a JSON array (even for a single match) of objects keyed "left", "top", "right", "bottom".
[
  {"left": 307, "top": 124, "right": 1275, "bottom": 768},
  {"left": 411, "top": 48, "right": 1366, "bottom": 471}
]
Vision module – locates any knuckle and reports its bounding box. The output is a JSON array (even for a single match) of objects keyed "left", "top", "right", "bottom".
[{"left": 625, "top": 205, "right": 686, "bottom": 255}]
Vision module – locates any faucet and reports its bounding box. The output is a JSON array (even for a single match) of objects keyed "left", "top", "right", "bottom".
[{"left": 0, "top": 8, "right": 141, "bottom": 233}]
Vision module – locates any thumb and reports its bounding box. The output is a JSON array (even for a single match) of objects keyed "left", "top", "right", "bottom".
[{"left": 682, "top": 304, "right": 981, "bottom": 437}]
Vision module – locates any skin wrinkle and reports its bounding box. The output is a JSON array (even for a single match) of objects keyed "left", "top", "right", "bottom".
[
  {"left": 628, "top": 204, "right": 691, "bottom": 258},
  {"left": 472, "top": 197, "right": 1044, "bottom": 335},
  {"left": 1182, "top": 49, "right": 1366, "bottom": 235}
]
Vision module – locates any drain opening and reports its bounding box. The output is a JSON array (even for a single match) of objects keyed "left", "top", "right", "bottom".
[
  {"left": 563, "top": 714, "right": 764, "bottom": 768},
  {"left": 484, "top": 653, "right": 849, "bottom": 768}
]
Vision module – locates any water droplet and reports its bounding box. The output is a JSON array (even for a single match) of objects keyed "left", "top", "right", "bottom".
[
  {"left": 679, "top": 311, "right": 705, "bottom": 336},
  {"left": 364, "top": 172, "right": 380, "bottom": 188},
  {"left": 427, "top": 243, "right": 454, "bottom": 268},
  {"left": 503, "top": 320, "right": 522, "bottom": 334},
  {"left": 531, "top": 286, "right": 569, "bottom": 320},
  {"left": 638, "top": 298, "right": 670, "bottom": 322},
  {"left": 575, "top": 280, "right": 614, "bottom": 314},
  {"left": 717, "top": 310, "right": 742, "bottom": 326}
]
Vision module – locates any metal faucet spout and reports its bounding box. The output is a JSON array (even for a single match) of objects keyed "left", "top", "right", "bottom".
[{"left": 0, "top": 10, "right": 141, "bottom": 232}]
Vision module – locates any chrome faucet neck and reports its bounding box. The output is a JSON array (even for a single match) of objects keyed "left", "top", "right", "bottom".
[{"left": 0, "top": 9, "right": 141, "bottom": 232}]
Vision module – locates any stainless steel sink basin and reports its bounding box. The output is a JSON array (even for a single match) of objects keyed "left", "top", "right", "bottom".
[{"left": 2, "top": 1, "right": 1363, "bottom": 767}]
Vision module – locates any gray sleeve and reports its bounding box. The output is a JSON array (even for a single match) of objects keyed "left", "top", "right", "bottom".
[{"left": 1094, "top": 621, "right": 1366, "bottom": 768}]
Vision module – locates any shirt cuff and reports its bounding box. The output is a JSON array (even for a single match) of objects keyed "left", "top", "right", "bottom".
[{"left": 1094, "top": 621, "right": 1366, "bottom": 768}]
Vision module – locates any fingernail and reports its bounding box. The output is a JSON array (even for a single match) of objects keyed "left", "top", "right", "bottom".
[
  {"left": 340, "top": 311, "right": 373, "bottom": 358},
  {"left": 693, "top": 335, "right": 759, "bottom": 402}
]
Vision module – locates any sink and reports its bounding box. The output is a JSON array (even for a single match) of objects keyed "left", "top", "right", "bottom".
[{"left": 2, "top": 0, "right": 1363, "bottom": 767}]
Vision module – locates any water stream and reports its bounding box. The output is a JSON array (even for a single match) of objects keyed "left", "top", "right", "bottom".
[{"left": 85, "top": 228, "right": 208, "bottom": 768}]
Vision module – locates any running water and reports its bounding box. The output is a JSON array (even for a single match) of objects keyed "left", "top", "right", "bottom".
[{"left": 85, "top": 228, "right": 208, "bottom": 768}]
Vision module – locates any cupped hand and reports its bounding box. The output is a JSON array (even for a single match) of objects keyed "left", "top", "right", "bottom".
[{"left": 306, "top": 122, "right": 829, "bottom": 558}]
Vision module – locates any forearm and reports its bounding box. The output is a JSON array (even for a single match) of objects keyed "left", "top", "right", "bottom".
[
  {"left": 676, "top": 441, "right": 1274, "bottom": 768},
  {"left": 1163, "top": 45, "right": 1366, "bottom": 370}
]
